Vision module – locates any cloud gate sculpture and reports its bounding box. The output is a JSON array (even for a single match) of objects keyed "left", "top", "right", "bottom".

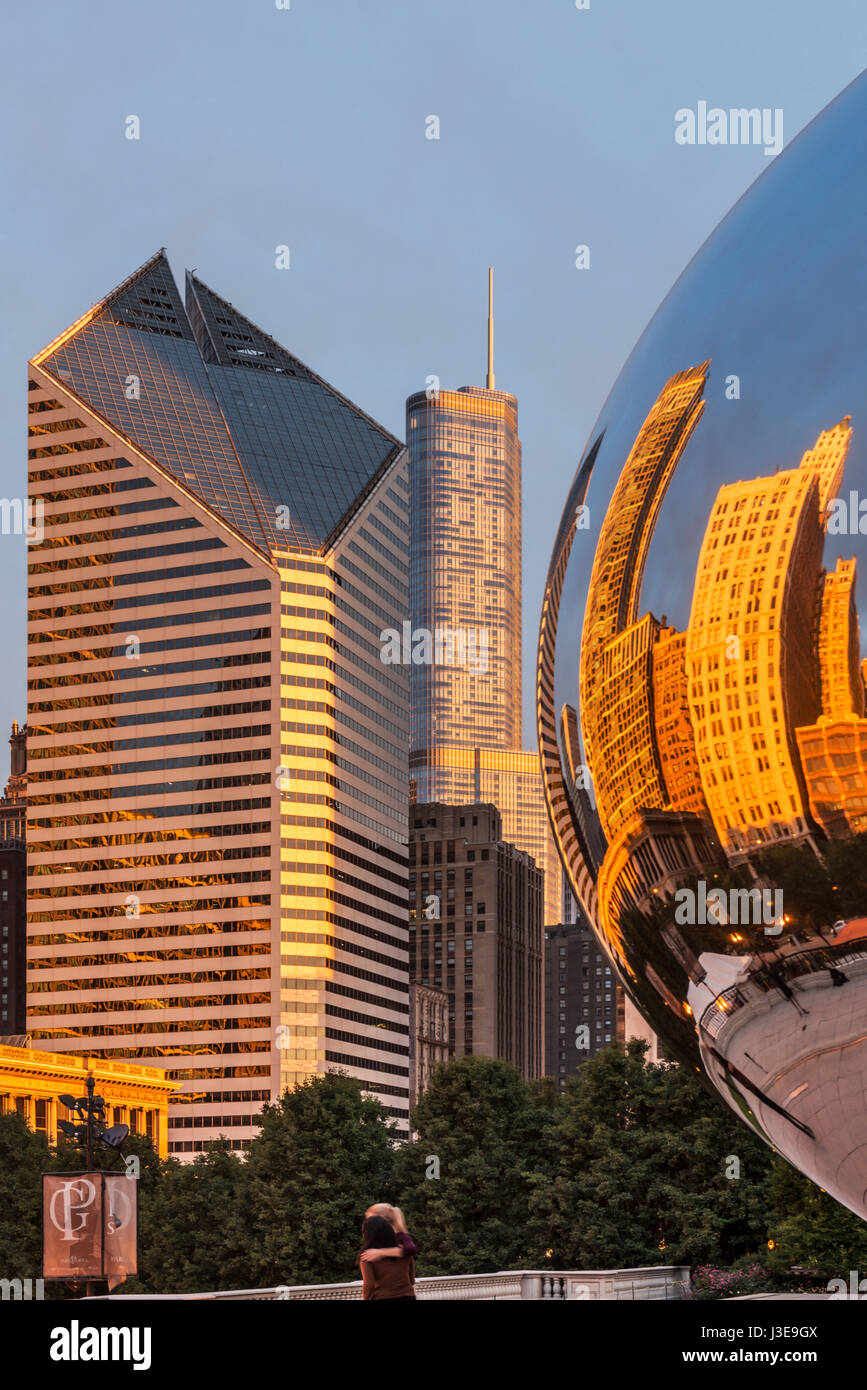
[{"left": 538, "top": 70, "right": 867, "bottom": 1218}]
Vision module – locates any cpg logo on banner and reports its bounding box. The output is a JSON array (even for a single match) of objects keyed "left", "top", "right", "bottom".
[{"left": 43, "top": 1172, "right": 138, "bottom": 1290}]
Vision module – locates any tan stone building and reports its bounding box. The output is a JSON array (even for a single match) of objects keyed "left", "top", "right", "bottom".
[
  {"left": 408, "top": 982, "right": 449, "bottom": 1110},
  {"left": 0, "top": 1039, "right": 175, "bottom": 1159}
]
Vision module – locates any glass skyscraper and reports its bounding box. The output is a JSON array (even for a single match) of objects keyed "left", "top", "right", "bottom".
[
  {"left": 26, "top": 250, "right": 411, "bottom": 1152},
  {"left": 406, "top": 310, "right": 561, "bottom": 925},
  {"left": 407, "top": 383, "right": 523, "bottom": 759}
]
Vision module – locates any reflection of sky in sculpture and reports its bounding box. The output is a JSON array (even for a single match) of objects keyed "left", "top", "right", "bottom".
[{"left": 554, "top": 69, "right": 867, "bottom": 770}]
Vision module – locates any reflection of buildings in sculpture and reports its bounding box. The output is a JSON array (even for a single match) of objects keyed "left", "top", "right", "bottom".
[
  {"left": 795, "top": 720, "right": 867, "bottom": 837},
  {"left": 795, "top": 555, "right": 867, "bottom": 836},
  {"left": 652, "top": 627, "right": 710, "bottom": 818},
  {"left": 536, "top": 439, "right": 605, "bottom": 931},
  {"left": 580, "top": 364, "right": 708, "bottom": 842},
  {"left": 587, "top": 614, "right": 669, "bottom": 839},
  {"left": 813, "top": 558, "right": 864, "bottom": 719},
  {"left": 559, "top": 703, "right": 606, "bottom": 875},
  {"left": 409, "top": 745, "right": 560, "bottom": 925},
  {"left": 595, "top": 808, "right": 719, "bottom": 961},
  {"left": 686, "top": 420, "right": 852, "bottom": 861}
]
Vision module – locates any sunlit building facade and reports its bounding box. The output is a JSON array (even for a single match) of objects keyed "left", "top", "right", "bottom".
[
  {"left": 407, "top": 385, "right": 522, "bottom": 762},
  {"left": 26, "top": 251, "right": 411, "bottom": 1153},
  {"left": 407, "top": 371, "right": 561, "bottom": 923},
  {"left": 815, "top": 557, "right": 864, "bottom": 719},
  {"left": 686, "top": 420, "right": 852, "bottom": 859},
  {"left": 580, "top": 364, "right": 708, "bottom": 841},
  {"left": 652, "top": 627, "right": 708, "bottom": 818},
  {"left": 0, "top": 1040, "right": 175, "bottom": 1159}
]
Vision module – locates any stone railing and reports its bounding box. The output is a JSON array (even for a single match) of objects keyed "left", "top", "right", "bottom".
[{"left": 90, "top": 1266, "right": 689, "bottom": 1301}]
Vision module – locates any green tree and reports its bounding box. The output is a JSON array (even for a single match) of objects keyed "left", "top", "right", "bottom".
[
  {"left": 526, "top": 1041, "right": 773, "bottom": 1270},
  {"left": 765, "top": 1156, "right": 867, "bottom": 1283},
  {"left": 0, "top": 1111, "right": 53, "bottom": 1287},
  {"left": 133, "top": 1140, "right": 252, "bottom": 1294},
  {"left": 242, "top": 1071, "right": 396, "bottom": 1287},
  {"left": 394, "top": 1055, "right": 556, "bottom": 1275}
]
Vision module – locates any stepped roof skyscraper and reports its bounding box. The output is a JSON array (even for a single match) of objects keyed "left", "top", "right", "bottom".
[{"left": 26, "top": 250, "right": 411, "bottom": 1152}]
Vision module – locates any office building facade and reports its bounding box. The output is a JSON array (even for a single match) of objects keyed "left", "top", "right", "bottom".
[
  {"left": 408, "top": 981, "right": 449, "bottom": 1110},
  {"left": 26, "top": 251, "right": 411, "bottom": 1153},
  {"left": 406, "top": 298, "right": 560, "bottom": 925},
  {"left": 409, "top": 802, "right": 543, "bottom": 1077},
  {"left": 544, "top": 922, "right": 619, "bottom": 1089}
]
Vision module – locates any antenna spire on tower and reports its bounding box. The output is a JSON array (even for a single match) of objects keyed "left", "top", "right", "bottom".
[{"left": 486, "top": 267, "right": 495, "bottom": 390}]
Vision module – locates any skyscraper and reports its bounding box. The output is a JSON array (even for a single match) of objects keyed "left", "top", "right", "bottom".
[
  {"left": 26, "top": 251, "right": 411, "bottom": 1153},
  {"left": 544, "top": 922, "right": 619, "bottom": 1089},
  {"left": 687, "top": 419, "right": 851, "bottom": 858},
  {"left": 407, "top": 274, "right": 560, "bottom": 923},
  {"left": 409, "top": 803, "right": 543, "bottom": 1076}
]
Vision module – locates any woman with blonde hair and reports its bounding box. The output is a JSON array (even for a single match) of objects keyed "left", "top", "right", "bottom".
[{"left": 360, "top": 1202, "right": 418, "bottom": 1270}]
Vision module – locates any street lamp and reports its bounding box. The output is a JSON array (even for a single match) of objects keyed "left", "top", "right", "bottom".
[{"left": 57, "top": 1075, "right": 130, "bottom": 1169}]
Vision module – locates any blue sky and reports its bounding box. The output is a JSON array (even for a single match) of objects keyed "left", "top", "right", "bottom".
[{"left": 2, "top": 1, "right": 865, "bottom": 747}]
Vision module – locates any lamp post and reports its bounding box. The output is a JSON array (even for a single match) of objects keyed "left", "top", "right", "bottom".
[{"left": 54, "top": 1076, "right": 131, "bottom": 1297}]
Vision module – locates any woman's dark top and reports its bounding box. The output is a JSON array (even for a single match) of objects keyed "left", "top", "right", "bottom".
[{"left": 363, "top": 1254, "right": 416, "bottom": 1301}]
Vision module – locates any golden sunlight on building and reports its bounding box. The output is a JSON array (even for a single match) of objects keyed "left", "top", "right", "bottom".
[
  {"left": 686, "top": 419, "right": 852, "bottom": 860},
  {"left": 0, "top": 1040, "right": 175, "bottom": 1158},
  {"left": 580, "top": 363, "right": 708, "bottom": 843}
]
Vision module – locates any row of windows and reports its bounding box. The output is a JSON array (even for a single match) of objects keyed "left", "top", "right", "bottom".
[
  {"left": 29, "top": 868, "right": 270, "bottom": 898},
  {"left": 32, "top": 1016, "right": 271, "bottom": 1038},
  {"left": 29, "top": 820, "right": 271, "bottom": 854},
  {"left": 27, "top": 556, "right": 250, "bottom": 606},
  {"left": 29, "top": 844, "right": 270, "bottom": 876},
  {"left": 29, "top": 577, "right": 269, "bottom": 623},
  {"left": 30, "top": 967, "right": 271, "bottom": 992},
  {"left": 28, "top": 611, "right": 270, "bottom": 663},
  {"left": 28, "top": 893, "right": 270, "bottom": 923},
  {"left": 28, "top": 670, "right": 270, "bottom": 714},
  {"left": 171, "top": 1089, "right": 270, "bottom": 1105},
  {"left": 29, "top": 747, "right": 270, "bottom": 783},
  {"left": 168, "top": 1114, "right": 260, "bottom": 1129},
  {"left": 39, "top": 495, "right": 176, "bottom": 529},
  {"left": 28, "top": 937, "right": 272, "bottom": 963},
  {"left": 29, "top": 640, "right": 269, "bottom": 690},
  {"left": 27, "top": 793, "right": 271, "bottom": 830},
  {"left": 28, "top": 534, "right": 225, "bottom": 577},
  {"left": 31, "top": 513, "right": 201, "bottom": 550},
  {"left": 30, "top": 722, "right": 271, "bottom": 760},
  {"left": 28, "top": 991, "right": 271, "bottom": 1015},
  {"left": 33, "top": 475, "right": 151, "bottom": 503}
]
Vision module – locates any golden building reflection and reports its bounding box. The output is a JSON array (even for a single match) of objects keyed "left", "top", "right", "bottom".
[{"left": 578, "top": 368, "right": 863, "bottom": 958}]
